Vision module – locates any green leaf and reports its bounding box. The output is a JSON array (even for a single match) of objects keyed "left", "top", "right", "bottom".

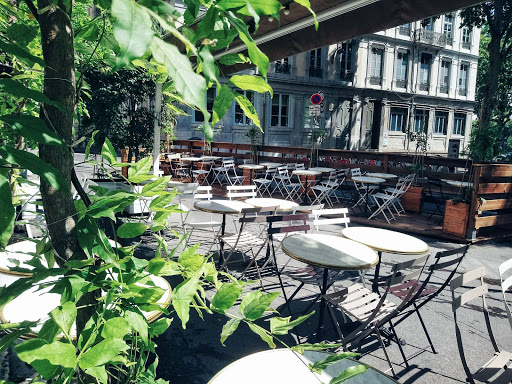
[
  {"left": 0, "top": 79, "right": 65, "bottom": 111},
  {"left": 0, "top": 174, "right": 14, "bottom": 248},
  {"left": 172, "top": 277, "right": 200, "bottom": 328},
  {"left": 0, "top": 146, "right": 67, "bottom": 190},
  {"left": 101, "top": 137, "right": 117, "bottom": 165},
  {"left": 85, "top": 366, "right": 109, "bottom": 384},
  {"left": 124, "top": 309, "right": 148, "bottom": 345},
  {"left": 49, "top": 301, "right": 77, "bottom": 338},
  {"left": 291, "top": 342, "right": 343, "bottom": 354},
  {"left": 218, "top": 53, "right": 251, "bottom": 66},
  {"left": 117, "top": 222, "right": 147, "bottom": 238},
  {"left": 178, "top": 243, "right": 203, "bottom": 272},
  {"left": 6, "top": 23, "right": 38, "bottom": 46},
  {"left": 229, "top": 75, "right": 272, "bottom": 96},
  {"left": 269, "top": 312, "right": 314, "bottom": 335},
  {"left": 233, "top": 92, "right": 261, "bottom": 128},
  {"left": 294, "top": 0, "right": 318, "bottom": 30},
  {"left": 101, "top": 317, "right": 132, "bottom": 339},
  {"left": 146, "top": 257, "right": 181, "bottom": 276},
  {"left": 85, "top": 130, "right": 99, "bottom": 160},
  {"left": 148, "top": 317, "right": 173, "bottom": 337},
  {"left": 128, "top": 156, "right": 153, "bottom": 183},
  {"left": 150, "top": 37, "right": 210, "bottom": 127},
  {"left": 211, "top": 283, "right": 242, "bottom": 313},
  {"left": 111, "top": 0, "right": 155, "bottom": 68},
  {"left": 149, "top": 194, "right": 176, "bottom": 211},
  {"left": 248, "top": 323, "right": 275, "bottom": 348},
  {"left": 141, "top": 176, "right": 171, "bottom": 196},
  {"left": 182, "top": 0, "right": 199, "bottom": 24},
  {"left": 0, "top": 329, "right": 29, "bottom": 353},
  {"left": 0, "top": 40, "right": 44, "bottom": 67},
  {"left": 198, "top": 46, "right": 217, "bottom": 83},
  {"left": 330, "top": 365, "right": 369, "bottom": 384},
  {"left": 240, "top": 290, "right": 280, "bottom": 320},
  {"left": 79, "top": 338, "right": 129, "bottom": 369},
  {"left": 139, "top": 0, "right": 180, "bottom": 18},
  {"left": 212, "top": 85, "right": 235, "bottom": 126},
  {"left": 0, "top": 114, "right": 64, "bottom": 147},
  {"left": 217, "top": 0, "right": 281, "bottom": 18},
  {"left": 220, "top": 318, "right": 240, "bottom": 346},
  {"left": 15, "top": 339, "right": 76, "bottom": 376},
  {"left": 309, "top": 352, "right": 360, "bottom": 372}
]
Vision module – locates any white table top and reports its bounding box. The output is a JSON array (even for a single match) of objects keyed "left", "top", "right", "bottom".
[
  {"left": 194, "top": 199, "right": 253, "bottom": 214},
  {"left": 208, "top": 349, "right": 397, "bottom": 384},
  {"left": 292, "top": 170, "right": 321, "bottom": 176},
  {"left": 309, "top": 167, "right": 335, "bottom": 173},
  {"left": 442, "top": 179, "right": 473, "bottom": 188},
  {"left": 238, "top": 164, "right": 264, "bottom": 170},
  {"left": 259, "top": 162, "right": 283, "bottom": 167},
  {"left": 245, "top": 198, "right": 298, "bottom": 211},
  {"left": 367, "top": 172, "right": 398, "bottom": 179},
  {"left": 281, "top": 233, "right": 378, "bottom": 270},
  {"left": 200, "top": 156, "right": 221, "bottom": 161},
  {"left": 341, "top": 227, "right": 429, "bottom": 255},
  {"left": 0, "top": 274, "right": 171, "bottom": 336},
  {"left": 181, "top": 157, "right": 203, "bottom": 161},
  {"left": 352, "top": 176, "right": 386, "bottom": 184}
]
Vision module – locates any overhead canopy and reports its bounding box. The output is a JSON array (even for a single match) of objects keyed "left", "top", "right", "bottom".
[{"left": 216, "top": 0, "right": 485, "bottom": 66}]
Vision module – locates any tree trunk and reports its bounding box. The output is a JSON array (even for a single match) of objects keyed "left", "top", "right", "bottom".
[
  {"left": 478, "top": 31, "right": 502, "bottom": 131},
  {"left": 37, "top": 0, "right": 96, "bottom": 377}
]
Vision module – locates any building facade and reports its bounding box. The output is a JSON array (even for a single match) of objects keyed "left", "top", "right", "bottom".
[{"left": 174, "top": 13, "right": 480, "bottom": 157}]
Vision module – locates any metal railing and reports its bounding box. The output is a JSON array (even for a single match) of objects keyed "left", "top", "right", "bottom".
[
  {"left": 399, "top": 26, "right": 410, "bottom": 36},
  {"left": 439, "top": 85, "right": 449, "bottom": 94},
  {"left": 413, "top": 29, "right": 448, "bottom": 48},
  {"left": 275, "top": 63, "right": 290, "bottom": 74},
  {"left": 461, "top": 41, "right": 471, "bottom": 50},
  {"left": 418, "top": 82, "right": 430, "bottom": 91},
  {"left": 395, "top": 79, "right": 407, "bottom": 88},
  {"left": 369, "top": 76, "right": 382, "bottom": 85},
  {"left": 309, "top": 67, "right": 323, "bottom": 78},
  {"left": 458, "top": 88, "right": 467, "bottom": 96}
]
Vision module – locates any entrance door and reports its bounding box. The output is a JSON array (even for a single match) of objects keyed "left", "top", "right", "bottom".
[
  {"left": 448, "top": 140, "right": 460, "bottom": 158},
  {"left": 370, "top": 101, "right": 382, "bottom": 150},
  {"left": 363, "top": 101, "right": 374, "bottom": 149}
]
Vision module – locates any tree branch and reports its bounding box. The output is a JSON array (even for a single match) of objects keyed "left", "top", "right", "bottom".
[
  {"left": 23, "top": 0, "right": 39, "bottom": 22},
  {"left": 71, "top": 168, "right": 91, "bottom": 207}
]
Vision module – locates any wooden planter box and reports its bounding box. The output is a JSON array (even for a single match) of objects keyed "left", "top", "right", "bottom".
[
  {"left": 443, "top": 200, "right": 470, "bottom": 238},
  {"left": 401, "top": 186, "right": 422, "bottom": 213}
]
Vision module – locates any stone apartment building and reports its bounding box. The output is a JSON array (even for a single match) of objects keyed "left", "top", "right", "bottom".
[{"left": 174, "top": 12, "right": 480, "bottom": 157}]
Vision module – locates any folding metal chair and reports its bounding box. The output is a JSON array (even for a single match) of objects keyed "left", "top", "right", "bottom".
[
  {"left": 324, "top": 254, "right": 430, "bottom": 377},
  {"left": 498, "top": 258, "right": 512, "bottom": 332},
  {"left": 450, "top": 267, "right": 512, "bottom": 384},
  {"left": 192, "top": 160, "right": 214, "bottom": 185},
  {"left": 226, "top": 185, "right": 257, "bottom": 200},
  {"left": 253, "top": 166, "right": 277, "bottom": 197},
  {"left": 368, "top": 177, "right": 410, "bottom": 223}
]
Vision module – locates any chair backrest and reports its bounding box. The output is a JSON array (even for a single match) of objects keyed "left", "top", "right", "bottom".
[
  {"left": 266, "top": 213, "right": 310, "bottom": 239},
  {"left": 227, "top": 185, "right": 257, "bottom": 200},
  {"left": 194, "top": 186, "right": 213, "bottom": 200},
  {"left": 311, "top": 208, "right": 350, "bottom": 232},
  {"left": 168, "top": 181, "right": 199, "bottom": 196},
  {"left": 222, "top": 159, "right": 236, "bottom": 168},
  {"left": 450, "top": 266, "right": 500, "bottom": 381},
  {"left": 287, "top": 163, "right": 296, "bottom": 171},
  {"left": 499, "top": 258, "right": 512, "bottom": 331},
  {"left": 351, "top": 168, "right": 362, "bottom": 177},
  {"left": 243, "top": 158, "right": 254, "bottom": 164},
  {"left": 292, "top": 204, "right": 324, "bottom": 214},
  {"left": 295, "top": 163, "right": 306, "bottom": 170},
  {"left": 265, "top": 166, "right": 278, "bottom": 177}
]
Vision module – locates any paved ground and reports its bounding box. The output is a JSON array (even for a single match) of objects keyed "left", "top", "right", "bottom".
[{"left": 6, "top": 156, "right": 512, "bottom": 383}]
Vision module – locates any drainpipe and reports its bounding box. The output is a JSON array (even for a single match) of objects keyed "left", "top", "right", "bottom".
[{"left": 153, "top": 83, "right": 162, "bottom": 176}]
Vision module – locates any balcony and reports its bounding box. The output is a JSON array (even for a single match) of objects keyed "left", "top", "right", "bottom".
[
  {"left": 340, "top": 70, "right": 353, "bottom": 82},
  {"left": 369, "top": 76, "right": 382, "bottom": 85},
  {"left": 413, "top": 29, "right": 448, "bottom": 48},
  {"left": 395, "top": 79, "right": 407, "bottom": 88},
  {"left": 458, "top": 88, "right": 467, "bottom": 96},
  {"left": 399, "top": 25, "right": 411, "bottom": 36},
  {"left": 418, "top": 82, "right": 429, "bottom": 91},
  {"left": 462, "top": 41, "right": 471, "bottom": 50},
  {"left": 309, "top": 67, "right": 323, "bottom": 78},
  {"left": 275, "top": 63, "right": 290, "bottom": 74},
  {"left": 439, "top": 85, "right": 449, "bottom": 94}
]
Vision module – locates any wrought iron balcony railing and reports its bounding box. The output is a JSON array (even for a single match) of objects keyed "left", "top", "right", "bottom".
[
  {"left": 413, "top": 29, "right": 448, "bottom": 48},
  {"left": 395, "top": 79, "right": 407, "bottom": 88},
  {"left": 275, "top": 63, "right": 290, "bottom": 74},
  {"left": 399, "top": 26, "right": 410, "bottom": 36},
  {"left": 461, "top": 41, "right": 471, "bottom": 50},
  {"left": 418, "top": 82, "right": 430, "bottom": 91},
  {"left": 309, "top": 67, "right": 323, "bottom": 78},
  {"left": 439, "top": 85, "right": 449, "bottom": 94},
  {"left": 458, "top": 88, "right": 467, "bottom": 96},
  {"left": 369, "top": 76, "right": 382, "bottom": 85}
]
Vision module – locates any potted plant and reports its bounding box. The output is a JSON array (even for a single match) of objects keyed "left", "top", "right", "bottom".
[
  {"left": 401, "top": 128, "right": 428, "bottom": 212},
  {"left": 443, "top": 185, "right": 472, "bottom": 237},
  {"left": 244, "top": 125, "right": 262, "bottom": 163},
  {"left": 309, "top": 128, "right": 327, "bottom": 168}
]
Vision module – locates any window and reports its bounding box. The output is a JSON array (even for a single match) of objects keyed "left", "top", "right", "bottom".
[
  {"left": 309, "top": 48, "right": 322, "bottom": 78},
  {"left": 458, "top": 63, "right": 468, "bottom": 95},
  {"left": 453, "top": 113, "right": 466, "bottom": 135},
  {"left": 434, "top": 111, "right": 448, "bottom": 134},
  {"left": 439, "top": 60, "right": 450, "bottom": 93},
  {"left": 419, "top": 53, "right": 431, "bottom": 90},
  {"left": 304, "top": 99, "right": 313, "bottom": 129},
  {"left": 461, "top": 28, "right": 472, "bottom": 49},
  {"left": 369, "top": 47, "right": 383, "bottom": 84},
  {"left": 234, "top": 90, "right": 254, "bottom": 125},
  {"left": 399, "top": 23, "right": 410, "bottom": 36},
  {"left": 395, "top": 51, "right": 408, "bottom": 87},
  {"left": 271, "top": 94, "right": 289, "bottom": 127},
  {"left": 275, "top": 57, "right": 290, "bottom": 74},
  {"left": 443, "top": 14, "right": 454, "bottom": 42},
  {"left": 339, "top": 42, "right": 352, "bottom": 80},
  {"left": 413, "top": 110, "right": 428, "bottom": 133},
  {"left": 194, "top": 87, "right": 216, "bottom": 122},
  {"left": 423, "top": 18, "right": 434, "bottom": 31},
  {"left": 389, "top": 107, "right": 407, "bottom": 132}
]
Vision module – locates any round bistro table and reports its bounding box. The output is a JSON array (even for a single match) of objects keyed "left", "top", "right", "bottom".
[
  {"left": 208, "top": 349, "right": 398, "bottom": 384},
  {"left": 341, "top": 227, "right": 429, "bottom": 292},
  {"left": 238, "top": 164, "right": 264, "bottom": 184},
  {"left": 281, "top": 233, "right": 378, "bottom": 338},
  {"left": 366, "top": 172, "right": 398, "bottom": 180},
  {"left": 292, "top": 169, "right": 322, "bottom": 204},
  {"left": 245, "top": 197, "right": 298, "bottom": 212},
  {"left": 351, "top": 176, "right": 386, "bottom": 214}
]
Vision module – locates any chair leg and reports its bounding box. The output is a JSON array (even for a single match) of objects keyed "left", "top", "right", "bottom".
[
  {"left": 375, "top": 328, "right": 397, "bottom": 378},
  {"left": 388, "top": 320, "right": 409, "bottom": 368},
  {"left": 414, "top": 303, "right": 437, "bottom": 354}
]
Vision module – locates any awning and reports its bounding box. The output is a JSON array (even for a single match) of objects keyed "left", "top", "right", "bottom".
[{"left": 216, "top": 0, "right": 485, "bottom": 69}]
